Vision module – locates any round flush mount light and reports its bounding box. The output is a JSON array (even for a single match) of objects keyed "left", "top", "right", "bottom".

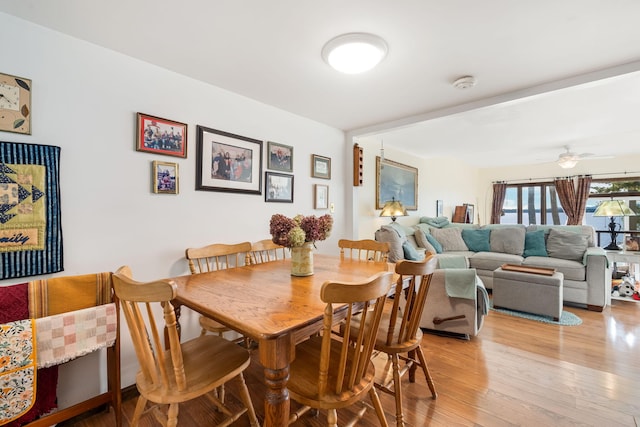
[
  {"left": 322, "top": 33, "right": 388, "bottom": 74},
  {"left": 453, "top": 75, "right": 477, "bottom": 89}
]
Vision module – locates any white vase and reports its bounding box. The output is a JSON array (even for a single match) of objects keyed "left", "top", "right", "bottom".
[{"left": 291, "top": 242, "right": 314, "bottom": 276}]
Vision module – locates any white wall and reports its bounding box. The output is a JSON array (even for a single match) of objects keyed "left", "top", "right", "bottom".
[
  {"left": 354, "top": 137, "right": 479, "bottom": 238},
  {"left": 1, "top": 12, "right": 347, "bottom": 406}
]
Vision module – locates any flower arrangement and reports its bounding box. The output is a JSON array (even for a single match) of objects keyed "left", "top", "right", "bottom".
[{"left": 270, "top": 214, "right": 333, "bottom": 248}]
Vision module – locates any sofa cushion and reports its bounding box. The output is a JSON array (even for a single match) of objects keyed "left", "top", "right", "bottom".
[
  {"left": 522, "top": 256, "right": 586, "bottom": 281},
  {"left": 425, "top": 234, "right": 443, "bottom": 253},
  {"left": 523, "top": 230, "right": 548, "bottom": 257},
  {"left": 375, "top": 225, "right": 405, "bottom": 263},
  {"left": 527, "top": 224, "right": 595, "bottom": 247},
  {"left": 545, "top": 228, "right": 588, "bottom": 262},
  {"left": 431, "top": 227, "right": 468, "bottom": 252},
  {"left": 413, "top": 226, "right": 439, "bottom": 254},
  {"left": 490, "top": 227, "right": 526, "bottom": 256},
  {"left": 469, "top": 251, "right": 524, "bottom": 271},
  {"left": 402, "top": 240, "right": 420, "bottom": 260},
  {"left": 462, "top": 229, "right": 491, "bottom": 252}
]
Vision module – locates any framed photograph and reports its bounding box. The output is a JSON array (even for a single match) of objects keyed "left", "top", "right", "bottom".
[
  {"left": 0, "top": 72, "right": 31, "bottom": 135},
  {"left": 375, "top": 156, "right": 418, "bottom": 210},
  {"left": 436, "top": 199, "right": 443, "bottom": 217},
  {"left": 311, "top": 154, "right": 331, "bottom": 179},
  {"left": 152, "top": 160, "right": 179, "bottom": 194},
  {"left": 625, "top": 236, "right": 640, "bottom": 251},
  {"left": 465, "top": 204, "right": 475, "bottom": 224},
  {"left": 196, "top": 125, "right": 263, "bottom": 194},
  {"left": 136, "top": 113, "right": 188, "bottom": 158},
  {"left": 265, "top": 171, "right": 294, "bottom": 203},
  {"left": 315, "top": 184, "right": 329, "bottom": 209},
  {"left": 267, "top": 141, "right": 293, "bottom": 172}
]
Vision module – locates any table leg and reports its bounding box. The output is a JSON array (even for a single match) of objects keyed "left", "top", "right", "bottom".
[{"left": 259, "top": 334, "right": 295, "bottom": 427}]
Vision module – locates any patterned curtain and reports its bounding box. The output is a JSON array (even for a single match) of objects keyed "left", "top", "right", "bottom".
[
  {"left": 554, "top": 175, "right": 592, "bottom": 225},
  {"left": 490, "top": 182, "right": 507, "bottom": 224}
]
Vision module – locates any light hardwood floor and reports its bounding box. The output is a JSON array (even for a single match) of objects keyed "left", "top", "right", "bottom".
[{"left": 60, "top": 299, "right": 640, "bottom": 426}]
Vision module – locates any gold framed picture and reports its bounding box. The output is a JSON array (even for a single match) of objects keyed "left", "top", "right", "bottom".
[
  {"left": 0, "top": 72, "right": 31, "bottom": 135},
  {"left": 152, "top": 160, "right": 179, "bottom": 194}
]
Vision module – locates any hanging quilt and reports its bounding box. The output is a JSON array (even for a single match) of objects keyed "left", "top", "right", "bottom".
[{"left": 0, "top": 142, "right": 62, "bottom": 279}]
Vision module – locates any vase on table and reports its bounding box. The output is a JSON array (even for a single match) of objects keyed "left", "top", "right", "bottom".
[{"left": 291, "top": 242, "right": 314, "bottom": 276}]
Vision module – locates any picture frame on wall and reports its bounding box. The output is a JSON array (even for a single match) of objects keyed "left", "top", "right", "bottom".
[
  {"left": 311, "top": 154, "right": 331, "bottom": 179},
  {"left": 267, "top": 141, "right": 293, "bottom": 172},
  {"left": 265, "top": 171, "right": 294, "bottom": 203},
  {"left": 195, "top": 125, "right": 263, "bottom": 194},
  {"left": 375, "top": 156, "right": 418, "bottom": 210},
  {"left": 152, "top": 160, "right": 179, "bottom": 194},
  {"left": 0, "top": 72, "right": 32, "bottom": 135},
  {"left": 136, "top": 113, "right": 188, "bottom": 158},
  {"left": 314, "top": 184, "right": 329, "bottom": 209},
  {"left": 436, "top": 199, "right": 443, "bottom": 216}
]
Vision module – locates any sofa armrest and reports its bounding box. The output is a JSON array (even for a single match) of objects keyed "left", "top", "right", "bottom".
[{"left": 584, "top": 247, "right": 611, "bottom": 310}]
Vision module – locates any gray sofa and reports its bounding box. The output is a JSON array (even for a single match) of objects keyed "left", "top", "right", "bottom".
[{"left": 375, "top": 218, "right": 611, "bottom": 312}]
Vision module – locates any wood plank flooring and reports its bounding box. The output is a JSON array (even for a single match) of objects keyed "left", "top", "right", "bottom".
[{"left": 60, "top": 299, "right": 640, "bottom": 426}]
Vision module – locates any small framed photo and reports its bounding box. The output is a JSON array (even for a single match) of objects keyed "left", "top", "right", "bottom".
[
  {"left": 436, "top": 200, "right": 443, "bottom": 216},
  {"left": 267, "top": 141, "right": 293, "bottom": 172},
  {"left": 311, "top": 154, "right": 331, "bottom": 179},
  {"left": 314, "top": 184, "right": 329, "bottom": 209},
  {"left": 152, "top": 161, "right": 179, "bottom": 194},
  {"left": 137, "top": 113, "right": 188, "bottom": 158},
  {"left": 196, "top": 125, "right": 262, "bottom": 194},
  {"left": 265, "top": 171, "right": 294, "bottom": 203}
]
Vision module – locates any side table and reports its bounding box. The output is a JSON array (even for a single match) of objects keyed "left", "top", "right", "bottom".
[{"left": 605, "top": 250, "right": 640, "bottom": 303}]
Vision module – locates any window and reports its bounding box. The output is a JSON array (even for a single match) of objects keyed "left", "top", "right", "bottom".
[
  {"left": 502, "top": 183, "right": 566, "bottom": 226},
  {"left": 587, "top": 178, "right": 640, "bottom": 248}
]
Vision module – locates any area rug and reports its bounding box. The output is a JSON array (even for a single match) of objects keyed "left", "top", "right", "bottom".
[{"left": 490, "top": 303, "right": 582, "bottom": 326}]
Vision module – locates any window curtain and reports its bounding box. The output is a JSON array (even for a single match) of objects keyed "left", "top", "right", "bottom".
[
  {"left": 554, "top": 175, "right": 592, "bottom": 225},
  {"left": 490, "top": 182, "right": 507, "bottom": 224}
]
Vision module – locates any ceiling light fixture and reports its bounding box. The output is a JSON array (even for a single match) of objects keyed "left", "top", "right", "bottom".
[
  {"left": 452, "top": 75, "right": 477, "bottom": 89},
  {"left": 322, "top": 33, "right": 388, "bottom": 74},
  {"left": 557, "top": 157, "right": 578, "bottom": 169}
]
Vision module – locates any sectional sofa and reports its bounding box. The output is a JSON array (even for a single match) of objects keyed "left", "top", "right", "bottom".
[{"left": 375, "top": 218, "right": 611, "bottom": 311}]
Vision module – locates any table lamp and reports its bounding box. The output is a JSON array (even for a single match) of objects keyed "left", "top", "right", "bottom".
[
  {"left": 593, "top": 200, "right": 638, "bottom": 250},
  {"left": 380, "top": 197, "right": 408, "bottom": 222}
]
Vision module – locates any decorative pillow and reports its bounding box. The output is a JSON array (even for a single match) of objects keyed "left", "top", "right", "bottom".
[
  {"left": 546, "top": 228, "right": 588, "bottom": 262},
  {"left": 375, "top": 225, "right": 405, "bottom": 263},
  {"left": 490, "top": 227, "right": 526, "bottom": 255},
  {"left": 402, "top": 241, "right": 419, "bottom": 260},
  {"left": 412, "top": 227, "right": 438, "bottom": 254},
  {"left": 425, "top": 233, "right": 443, "bottom": 254},
  {"left": 523, "top": 230, "right": 548, "bottom": 257},
  {"left": 461, "top": 229, "right": 491, "bottom": 252},
  {"left": 430, "top": 227, "right": 468, "bottom": 252}
]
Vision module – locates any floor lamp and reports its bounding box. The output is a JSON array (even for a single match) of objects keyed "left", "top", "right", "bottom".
[{"left": 593, "top": 200, "right": 638, "bottom": 250}]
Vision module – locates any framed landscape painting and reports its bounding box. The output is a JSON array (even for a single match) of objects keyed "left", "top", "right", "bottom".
[
  {"left": 375, "top": 156, "right": 418, "bottom": 210},
  {"left": 195, "top": 125, "right": 262, "bottom": 194}
]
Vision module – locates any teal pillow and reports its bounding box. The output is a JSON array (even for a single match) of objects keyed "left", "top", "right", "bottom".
[
  {"left": 461, "top": 229, "right": 491, "bottom": 252},
  {"left": 402, "top": 241, "right": 419, "bottom": 260},
  {"left": 523, "top": 230, "right": 548, "bottom": 257},
  {"left": 425, "top": 233, "right": 443, "bottom": 254}
]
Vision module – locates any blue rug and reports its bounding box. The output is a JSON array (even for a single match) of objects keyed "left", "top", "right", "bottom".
[{"left": 490, "top": 304, "right": 582, "bottom": 326}]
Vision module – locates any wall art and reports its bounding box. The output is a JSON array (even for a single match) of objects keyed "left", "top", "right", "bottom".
[{"left": 136, "top": 112, "right": 187, "bottom": 158}]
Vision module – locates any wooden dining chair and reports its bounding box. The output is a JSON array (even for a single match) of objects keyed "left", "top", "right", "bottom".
[
  {"left": 287, "top": 271, "right": 394, "bottom": 427},
  {"left": 248, "top": 239, "right": 287, "bottom": 264},
  {"left": 373, "top": 254, "right": 439, "bottom": 427},
  {"left": 185, "top": 242, "right": 252, "bottom": 339},
  {"left": 338, "top": 239, "right": 390, "bottom": 262},
  {"left": 112, "top": 266, "right": 259, "bottom": 427}
]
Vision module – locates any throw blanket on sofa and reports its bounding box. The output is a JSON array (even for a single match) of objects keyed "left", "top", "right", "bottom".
[
  {"left": 0, "top": 319, "right": 36, "bottom": 426},
  {"left": 444, "top": 268, "right": 477, "bottom": 300}
]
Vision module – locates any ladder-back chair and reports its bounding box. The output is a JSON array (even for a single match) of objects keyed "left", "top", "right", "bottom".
[
  {"left": 338, "top": 239, "right": 389, "bottom": 262},
  {"left": 112, "top": 266, "right": 259, "bottom": 427},
  {"left": 287, "top": 271, "right": 394, "bottom": 427}
]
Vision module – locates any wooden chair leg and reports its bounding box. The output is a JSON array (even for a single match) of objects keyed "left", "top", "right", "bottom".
[
  {"left": 167, "top": 403, "right": 179, "bottom": 427},
  {"left": 327, "top": 408, "right": 338, "bottom": 427},
  {"left": 369, "top": 387, "right": 389, "bottom": 427},
  {"left": 391, "top": 354, "right": 405, "bottom": 427},
  {"left": 131, "top": 396, "right": 147, "bottom": 427},
  {"left": 236, "top": 373, "right": 259, "bottom": 426},
  {"left": 414, "top": 346, "right": 437, "bottom": 399}
]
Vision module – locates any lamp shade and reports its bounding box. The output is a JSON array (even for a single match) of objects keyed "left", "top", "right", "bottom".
[
  {"left": 380, "top": 198, "right": 408, "bottom": 222},
  {"left": 593, "top": 200, "right": 638, "bottom": 217}
]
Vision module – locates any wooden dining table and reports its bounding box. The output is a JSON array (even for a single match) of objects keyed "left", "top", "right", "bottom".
[{"left": 169, "top": 253, "right": 393, "bottom": 427}]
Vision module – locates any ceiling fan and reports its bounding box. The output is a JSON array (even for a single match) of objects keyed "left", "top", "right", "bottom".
[{"left": 555, "top": 145, "right": 611, "bottom": 169}]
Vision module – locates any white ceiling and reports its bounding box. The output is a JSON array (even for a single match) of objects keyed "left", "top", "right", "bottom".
[{"left": 2, "top": 0, "right": 640, "bottom": 167}]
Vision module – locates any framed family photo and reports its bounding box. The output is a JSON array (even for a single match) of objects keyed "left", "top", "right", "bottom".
[
  {"left": 376, "top": 156, "right": 418, "bottom": 210},
  {"left": 195, "top": 125, "right": 263, "bottom": 194},
  {"left": 314, "top": 184, "right": 329, "bottom": 209},
  {"left": 136, "top": 113, "right": 188, "bottom": 158},
  {"left": 311, "top": 154, "right": 331, "bottom": 179},
  {"left": 267, "top": 141, "right": 293, "bottom": 172},
  {"left": 265, "top": 171, "right": 294, "bottom": 203},
  {"left": 152, "top": 160, "right": 179, "bottom": 194}
]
